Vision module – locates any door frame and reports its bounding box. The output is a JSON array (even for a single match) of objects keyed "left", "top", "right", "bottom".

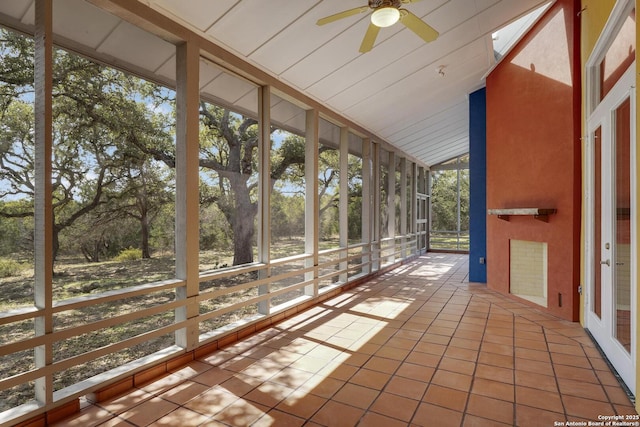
[{"left": 584, "top": 0, "right": 637, "bottom": 395}]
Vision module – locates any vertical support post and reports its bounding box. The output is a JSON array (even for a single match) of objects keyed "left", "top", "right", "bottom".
[
  {"left": 417, "top": 166, "right": 426, "bottom": 253},
  {"left": 34, "top": 0, "right": 53, "bottom": 405},
  {"left": 304, "top": 109, "right": 319, "bottom": 296},
  {"left": 257, "top": 86, "right": 271, "bottom": 315},
  {"left": 411, "top": 162, "right": 418, "bottom": 255},
  {"left": 400, "top": 157, "right": 408, "bottom": 258},
  {"left": 361, "top": 139, "right": 372, "bottom": 274},
  {"left": 387, "top": 151, "right": 396, "bottom": 264},
  {"left": 426, "top": 167, "right": 432, "bottom": 252},
  {"left": 174, "top": 41, "right": 200, "bottom": 350},
  {"left": 339, "top": 127, "right": 349, "bottom": 283},
  {"left": 456, "top": 157, "right": 462, "bottom": 250},
  {"left": 371, "top": 142, "right": 380, "bottom": 271}
]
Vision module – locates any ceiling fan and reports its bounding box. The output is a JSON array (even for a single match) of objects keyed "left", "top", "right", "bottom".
[{"left": 316, "top": 0, "right": 439, "bottom": 53}]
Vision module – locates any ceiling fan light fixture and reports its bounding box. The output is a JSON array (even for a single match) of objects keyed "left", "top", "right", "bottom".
[{"left": 371, "top": 7, "right": 400, "bottom": 27}]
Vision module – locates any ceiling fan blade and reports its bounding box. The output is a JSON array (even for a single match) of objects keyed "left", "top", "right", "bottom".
[
  {"left": 399, "top": 9, "right": 439, "bottom": 43},
  {"left": 359, "top": 22, "right": 381, "bottom": 53},
  {"left": 316, "top": 6, "right": 369, "bottom": 26}
]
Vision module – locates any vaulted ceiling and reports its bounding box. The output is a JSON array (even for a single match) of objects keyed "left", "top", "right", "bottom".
[{"left": 0, "top": 0, "right": 551, "bottom": 167}]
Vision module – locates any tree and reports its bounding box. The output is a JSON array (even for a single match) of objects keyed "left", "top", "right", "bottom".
[
  {"left": 137, "top": 103, "right": 309, "bottom": 266},
  {"left": 0, "top": 200, "right": 33, "bottom": 257},
  {"left": 115, "top": 159, "right": 174, "bottom": 259},
  {"left": 318, "top": 147, "right": 339, "bottom": 240},
  {"left": 430, "top": 168, "right": 470, "bottom": 232},
  {"left": 0, "top": 31, "right": 173, "bottom": 264}
]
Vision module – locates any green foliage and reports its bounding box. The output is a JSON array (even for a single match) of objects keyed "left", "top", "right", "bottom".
[
  {"left": 114, "top": 247, "right": 143, "bottom": 262},
  {"left": 200, "top": 201, "right": 233, "bottom": 250},
  {"left": 0, "top": 258, "right": 22, "bottom": 278},
  {"left": 0, "top": 27, "right": 175, "bottom": 264},
  {"left": 318, "top": 146, "right": 340, "bottom": 241},
  {"left": 0, "top": 201, "right": 33, "bottom": 257},
  {"left": 347, "top": 154, "right": 363, "bottom": 242},
  {"left": 271, "top": 191, "right": 305, "bottom": 240},
  {"left": 430, "top": 167, "right": 470, "bottom": 232}
]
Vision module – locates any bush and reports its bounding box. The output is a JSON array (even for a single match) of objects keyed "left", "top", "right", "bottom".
[
  {"left": 0, "top": 259, "right": 22, "bottom": 278},
  {"left": 114, "top": 247, "right": 143, "bottom": 262}
]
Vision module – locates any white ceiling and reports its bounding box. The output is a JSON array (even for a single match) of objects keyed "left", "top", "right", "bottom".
[{"left": 0, "top": 0, "right": 551, "bottom": 167}]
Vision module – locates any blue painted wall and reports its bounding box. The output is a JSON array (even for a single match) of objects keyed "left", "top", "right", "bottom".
[{"left": 469, "top": 88, "right": 487, "bottom": 283}]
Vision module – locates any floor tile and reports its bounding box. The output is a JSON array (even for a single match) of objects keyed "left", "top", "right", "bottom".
[
  {"left": 405, "top": 351, "right": 442, "bottom": 368},
  {"left": 477, "top": 351, "right": 513, "bottom": 369},
  {"left": 423, "top": 385, "right": 469, "bottom": 412},
  {"left": 553, "top": 364, "right": 600, "bottom": 383},
  {"left": 50, "top": 405, "right": 114, "bottom": 427},
  {"left": 368, "top": 392, "right": 419, "bottom": 422},
  {"left": 438, "top": 357, "right": 476, "bottom": 376},
  {"left": 384, "top": 375, "right": 428, "bottom": 400},
  {"left": 349, "top": 368, "right": 391, "bottom": 390},
  {"left": 443, "top": 346, "right": 478, "bottom": 363},
  {"left": 395, "top": 362, "right": 435, "bottom": 383},
  {"left": 359, "top": 411, "right": 408, "bottom": 427},
  {"left": 431, "top": 369, "right": 473, "bottom": 392},
  {"left": 96, "top": 388, "right": 155, "bottom": 416},
  {"left": 562, "top": 395, "right": 615, "bottom": 420},
  {"left": 192, "top": 367, "right": 234, "bottom": 387},
  {"left": 514, "top": 347, "right": 551, "bottom": 362},
  {"left": 514, "top": 404, "right": 564, "bottom": 427},
  {"left": 474, "top": 364, "right": 514, "bottom": 384},
  {"left": 412, "top": 402, "right": 464, "bottom": 427},
  {"left": 119, "top": 396, "right": 179, "bottom": 426},
  {"left": 252, "top": 409, "right": 305, "bottom": 427},
  {"left": 243, "top": 381, "right": 295, "bottom": 408},
  {"left": 158, "top": 380, "right": 210, "bottom": 405},
  {"left": 332, "top": 383, "right": 379, "bottom": 409},
  {"left": 471, "top": 378, "right": 514, "bottom": 402},
  {"left": 557, "top": 377, "right": 608, "bottom": 401},
  {"left": 515, "top": 357, "right": 554, "bottom": 376},
  {"left": 515, "top": 386, "right": 564, "bottom": 413},
  {"left": 605, "top": 385, "right": 634, "bottom": 406},
  {"left": 298, "top": 375, "right": 345, "bottom": 399},
  {"left": 466, "top": 394, "right": 514, "bottom": 424},
  {"left": 482, "top": 333, "right": 513, "bottom": 345},
  {"left": 362, "top": 356, "right": 402, "bottom": 374},
  {"left": 48, "top": 255, "right": 637, "bottom": 427},
  {"left": 311, "top": 400, "right": 365, "bottom": 427},
  {"left": 514, "top": 370, "right": 558, "bottom": 393},
  {"left": 151, "top": 407, "right": 210, "bottom": 426},
  {"left": 183, "top": 388, "right": 239, "bottom": 416},
  {"left": 462, "top": 413, "right": 512, "bottom": 426},
  {"left": 481, "top": 341, "right": 514, "bottom": 357},
  {"left": 275, "top": 391, "right": 327, "bottom": 420}
]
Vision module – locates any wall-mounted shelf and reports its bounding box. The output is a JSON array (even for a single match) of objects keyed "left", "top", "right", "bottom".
[{"left": 488, "top": 208, "right": 557, "bottom": 222}]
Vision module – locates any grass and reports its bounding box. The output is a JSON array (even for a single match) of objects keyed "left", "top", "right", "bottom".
[
  {"left": 0, "top": 258, "right": 22, "bottom": 278},
  {"left": 429, "top": 232, "right": 470, "bottom": 251}
]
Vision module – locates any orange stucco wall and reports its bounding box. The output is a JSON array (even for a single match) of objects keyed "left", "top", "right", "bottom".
[{"left": 486, "top": 0, "right": 581, "bottom": 321}]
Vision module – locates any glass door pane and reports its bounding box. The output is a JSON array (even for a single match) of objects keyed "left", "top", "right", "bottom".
[
  {"left": 614, "top": 97, "right": 631, "bottom": 352},
  {"left": 594, "top": 126, "right": 602, "bottom": 319}
]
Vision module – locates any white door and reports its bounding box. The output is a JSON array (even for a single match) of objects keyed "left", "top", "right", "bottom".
[{"left": 586, "top": 63, "right": 636, "bottom": 394}]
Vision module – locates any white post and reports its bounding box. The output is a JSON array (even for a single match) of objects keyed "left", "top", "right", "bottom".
[
  {"left": 174, "top": 41, "right": 200, "bottom": 350},
  {"left": 362, "top": 139, "right": 372, "bottom": 274},
  {"left": 400, "top": 157, "right": 408, "bottom": 258},
  {"left": 305, "top": 109, "right": 319, "bottom": 296},
  {"left": 387, "top": 151, "right": 396, "bottom": 264},
  {"left": 34, "top": 0, "right": 54, "bottom": 405},
  {"left": 339, "top": 127, "right": 349, "bottom": 283},
  {"left": 258, "top": 86, "right": 271, "bottom": 315},
  {"left": 371, "top": 142, "right": 380, "bottom": 271}
]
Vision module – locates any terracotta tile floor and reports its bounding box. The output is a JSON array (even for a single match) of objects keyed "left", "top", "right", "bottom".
[{"left": 53, "top": 254, "right": 637, "bottom": 427}]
